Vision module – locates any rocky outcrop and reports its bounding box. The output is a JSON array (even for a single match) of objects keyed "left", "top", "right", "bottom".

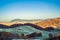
[
  {"left": 47, "top": 36, "right": 60, "bottom": 40},
  {"left": 24, "top": 32, "right": 42, "bottom": 39},
  {"left": 45, "top": 32, "right": 60, "bottom": 40},
  {"left": 0, "top": 32, "right": 20, "bottom": 40},
  {"left": 0, "top": 32, "right": 42, "bottom": 40}
]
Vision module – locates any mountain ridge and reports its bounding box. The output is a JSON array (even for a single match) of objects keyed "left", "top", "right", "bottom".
[
  {"left": 0, "top": 17, "right": 60, "bottom": 28},
  {"left": 0, "top": 23, "right": 54, "bottom": 31}
]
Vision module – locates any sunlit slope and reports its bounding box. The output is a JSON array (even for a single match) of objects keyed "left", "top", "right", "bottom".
[
  {"left": 0, "top": 22, "right": 22, "bottom": 26},
  {"left": 35, "top": 18, "right": 60, "bottom": 28}
]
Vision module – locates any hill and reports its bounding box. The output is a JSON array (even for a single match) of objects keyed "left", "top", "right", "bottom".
[{"left": 35, "top": 17, "right": 60, "bottom": 28}]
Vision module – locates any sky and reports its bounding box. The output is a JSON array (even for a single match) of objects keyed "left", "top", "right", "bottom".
[{"left": 0, "top": 0, "right": 60, "bottom": 21}]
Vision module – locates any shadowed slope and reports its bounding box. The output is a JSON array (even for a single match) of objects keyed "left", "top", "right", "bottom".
[{"left": 0, "top": 23, "right": 54, "bottom": 31}]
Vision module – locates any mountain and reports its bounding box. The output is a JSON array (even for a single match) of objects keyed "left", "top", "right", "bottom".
[
  {"left": 10, "top": 19, "right": 22, "bottom": 22},
  {"left": 0, "top": 17, "right": 60, "bottom": 29},
  {"left": 10, "top": 19, "right": 41, "bottom": 22},
  {"left": 35, "top": 17, "right": 60, "bottom": 28}
]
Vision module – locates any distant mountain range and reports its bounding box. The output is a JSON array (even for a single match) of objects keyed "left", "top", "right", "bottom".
[
  {"left": 0, "top": 17, "right": 60, "bottom": 28},
  {"left": 10, "top": 19, "right": 41, "bottom": 22}
]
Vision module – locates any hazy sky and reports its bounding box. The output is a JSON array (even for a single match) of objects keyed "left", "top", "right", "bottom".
[{"left": 0, "top": 0, "right": 60, "bottom": 21}]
